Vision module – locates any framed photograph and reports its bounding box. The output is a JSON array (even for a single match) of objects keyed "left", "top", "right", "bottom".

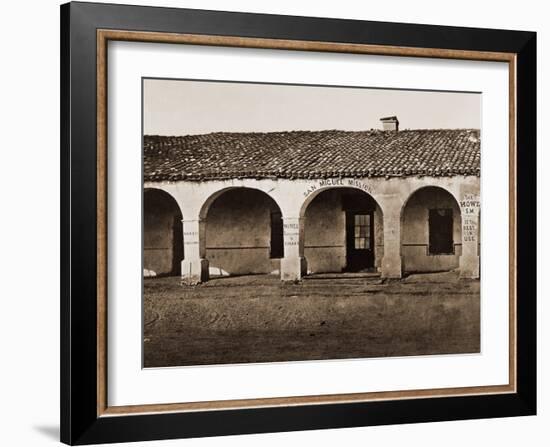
[{"left": 60, "top": 2, "right": 536, "bottom": 444}]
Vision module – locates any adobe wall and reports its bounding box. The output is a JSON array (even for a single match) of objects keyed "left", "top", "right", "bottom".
[
  {"left": 143, "top": 191, "right": 182, "bottom": 276},
  {"left": 144, "top": 174, "right": 480, "bottom": 282},
  {"left": 303, "top": 189, "right": 384, "bottom": 273},
  {"left": 401, "top": 187, "right": 462, "bottom": 272},
  {"left": 304, "top": 189, "right": 346, "bottom": 273},
  {"left": 204, "top": 189, "right": 280, "bottom": 276}
]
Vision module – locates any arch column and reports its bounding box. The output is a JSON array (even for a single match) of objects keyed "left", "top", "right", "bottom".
[
  {"left": 459, "top": 195, "right": 480, "bottom": 279},
  {"left": 181, "top": 218, "right": 209, "bottom": 285},
  {"left": 380, "top": 198, "right": 403, "bottom": 278},
  {"left": 280, "top": 216, "right": 307, "bottom": 281}
]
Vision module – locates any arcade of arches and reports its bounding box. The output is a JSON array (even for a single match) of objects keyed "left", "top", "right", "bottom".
[{"left": 143, "top": 177, "right": 480, "bottom": 284}]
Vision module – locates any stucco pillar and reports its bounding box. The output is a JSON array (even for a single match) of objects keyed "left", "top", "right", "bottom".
[
  {"left": 181, "top": 219, "right": 209, "bottom": 285},
  {"left": 381, "top": 207, "right": 403, "bottom": 279},
  {"left": 459, "top": 196, "right": 480, "bottom": 279},
  {"left": 280, "top": 216, "right": 307, "bottom": 281}
]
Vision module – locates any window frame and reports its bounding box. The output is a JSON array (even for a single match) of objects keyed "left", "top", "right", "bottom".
[{"left": 427, "top": 208, "right": 455, "bottom": 255}]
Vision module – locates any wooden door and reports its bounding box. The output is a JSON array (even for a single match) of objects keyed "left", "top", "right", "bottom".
[{"left": 346, "top": 211, "right": 374, "bottom": 271}]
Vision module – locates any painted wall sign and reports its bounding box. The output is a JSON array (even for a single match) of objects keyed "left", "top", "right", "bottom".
[
  {"left": 459, "top": 194, "right": 480, "bottom": 243},
  {"left": 183, "top": 229, "right": 199, "bottom": 245},
  {"left": 283, "top": 222, "right": 299, "bottom": 246},
  {"left": 460, "top": 193, "right": 481, "bottom": 215},
  {"left": 303, "top": 178, "right": 374, "bottom": 198}
]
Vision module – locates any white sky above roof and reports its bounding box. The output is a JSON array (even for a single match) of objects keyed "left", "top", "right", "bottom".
[{"left": 143, "top": 78, "right": 480, "bottom": 136}]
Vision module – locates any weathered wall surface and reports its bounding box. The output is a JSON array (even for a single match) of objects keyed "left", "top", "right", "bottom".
[
  {"left": 304, "top": 189, "right": 346, "bottom": 273},
  {"left": 374, "top": 204, "right": 384, "bottom": 269},
  {"left": 303, "top": 189, "right": 384, "bottom": 273},
  {"left": 401, "top": 187, "right": 462, "bottom": 272},
  {"left": 205, "top": 188, "right": 281, "bottom": 275},
  {"left": 144, "top": 174, "right": 480, "bottom": 280},
  {"left": 143, "top": 190, "right": 182, "bottom": 276}
]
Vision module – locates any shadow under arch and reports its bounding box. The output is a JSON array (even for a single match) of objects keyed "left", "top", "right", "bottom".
[
  {"left": 299, "top": 184, "right": 382, "bottom": 219},
  {"left": 400, "top": 185, "right": 462, "bottom": 274},
  {"left": 199, "top": 186, "right": 285, "bottom": 277},
  {"left": 199, "top": 186, "right": 284, "bottom": 221},
  {"left": 300, "top": 185, "right": 384, "bottom": 274},
  {"left": 400, "top": 185, "right": 461, "bottom": 217},
  {"left": 143, "top": 187, "right": 184, "bottom": 277}
]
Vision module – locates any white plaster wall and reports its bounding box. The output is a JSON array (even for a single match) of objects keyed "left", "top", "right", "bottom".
[
  {"left": 145, "top": 175, "right": 478, "bottom": 217},
  {"left": 374, "top": 203, "right": 384, "bottom": 269}
]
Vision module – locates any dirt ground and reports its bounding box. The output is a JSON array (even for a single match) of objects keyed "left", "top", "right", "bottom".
[{"left": 143, "top": 271, "right": 480, "bottom": 368}]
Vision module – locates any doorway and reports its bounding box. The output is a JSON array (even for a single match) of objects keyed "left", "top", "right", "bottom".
[{"left": 346, "top": 210, "right": 375, "bottom": 271}]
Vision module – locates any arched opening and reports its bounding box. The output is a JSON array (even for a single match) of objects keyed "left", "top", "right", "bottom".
[
  {"left": 301, "top": 187, "right": 383, "bottom": 274},
  {"left": 143, "top": 188, "right": 183, "bottom": 277},
  {"left": 202, "top": 188, "right": 283, "bottom": 277},
  {"left": 401, "top": 186, "right": 461, "bottom": 273}
]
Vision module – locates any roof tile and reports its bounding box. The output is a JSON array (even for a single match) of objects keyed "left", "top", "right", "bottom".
[{"left": 143, "top": 129, "right": 480, "bottom": 181}]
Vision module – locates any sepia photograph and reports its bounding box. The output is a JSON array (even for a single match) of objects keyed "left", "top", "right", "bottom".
[{"left": 142, "top": 78, "right": 481, "bottom": 368}]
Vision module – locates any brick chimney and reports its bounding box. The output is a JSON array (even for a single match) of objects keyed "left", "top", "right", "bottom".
[{"left": 380, "top": 116, "right": 399, "bottom": 132}]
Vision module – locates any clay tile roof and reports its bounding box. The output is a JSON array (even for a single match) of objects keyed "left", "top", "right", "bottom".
[{"left": 143, "top": 129, "right": 480, "bottom": 182}]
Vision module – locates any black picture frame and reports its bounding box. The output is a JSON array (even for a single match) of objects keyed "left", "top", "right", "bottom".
[{"left": 60, "top": 1, "right": 536, "bottom": 444}]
